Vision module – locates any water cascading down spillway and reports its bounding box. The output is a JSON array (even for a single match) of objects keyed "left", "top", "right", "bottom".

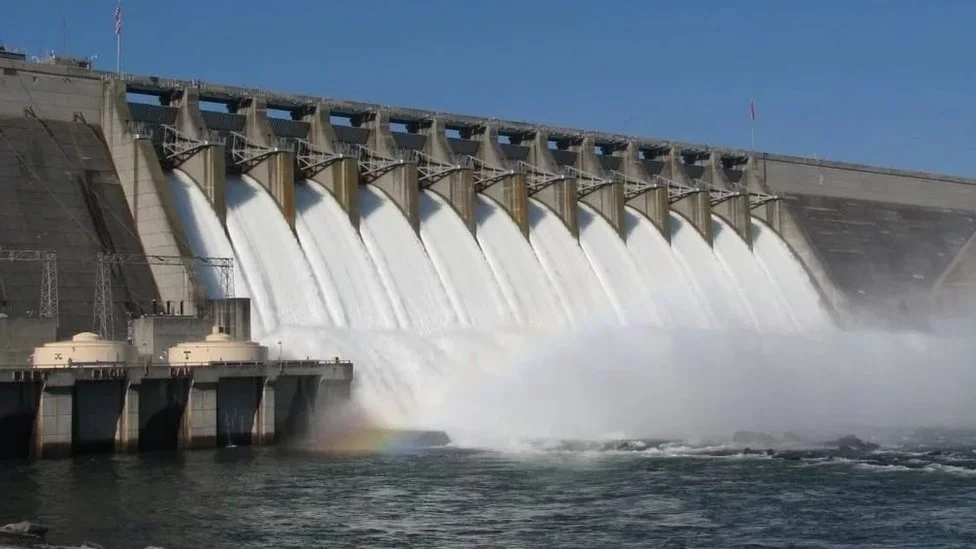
[{"left": 167, "top": 167, "right": 833, "bottom": 433}]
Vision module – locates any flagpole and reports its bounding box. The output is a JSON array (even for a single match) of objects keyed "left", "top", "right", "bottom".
[
  {"left": 115, "top": 1, "right": 122, "bottom": 76},
  {"left": 749, "top": 99, "right": 757, "bottom": 150}
]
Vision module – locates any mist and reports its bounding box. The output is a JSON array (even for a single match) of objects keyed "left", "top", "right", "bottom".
[{"left": 417, "top": 322, "right": 976, "bottom": 445}]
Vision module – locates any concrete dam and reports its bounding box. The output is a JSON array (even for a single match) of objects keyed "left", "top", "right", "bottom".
[{"left": 1, "top": 51, "right": 974, "bottom": 427}]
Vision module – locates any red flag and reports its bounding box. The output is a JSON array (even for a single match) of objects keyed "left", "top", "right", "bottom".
[
  {"left": 114, "top": 3, "right": 122, "bottom": 36},
  {"left": 750, "top": 100, "right": 757, "bottom": 121}
]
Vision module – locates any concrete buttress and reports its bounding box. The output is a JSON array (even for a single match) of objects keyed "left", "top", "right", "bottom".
[
  {"left": 706, "top": 152, "right": 751, "bottom": 244},
  {"left": 239, "top": 96, "right": 296, "bottom": 232},
  {"left": 418, "top": 118, "right": 476, "bottom": 234},
  {"left": 167, "top": 87, "right": 227, "bottom": 226},
  {"left": 100, "top": 79, "right": 203, "bottom": 314},
  {"left": 663, "top": 146, "right": 712, "bottom": 244},
  {"left": 518, "top": 131, "right": 579, "bottom": 238},
  {"left": 303, "top": 104, "right": 360, "bottom": 227},
  {"left": 571, "top": 136, "right": 625, "bottom": 236},
  {"left": 613, "top": 141, "right": 670, "bottom": 239},
  {"left": 358, "top": 111, "right": 419, "bottom": 231},
  {"left": 465, "top": 124, "right": 529, "bottom": 238}
]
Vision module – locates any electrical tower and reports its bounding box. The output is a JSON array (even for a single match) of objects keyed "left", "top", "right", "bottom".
[
  {"left": 0, "top": 248, "right": 58, "bottom": 323},
  {"left": 93, "top": 252, "right": 234, "bottom": 340}
]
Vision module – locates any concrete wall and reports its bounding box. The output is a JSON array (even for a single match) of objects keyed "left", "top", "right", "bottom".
[
  {"left": 130, "top": 315, "right": 213, "bottom": 362},
  {"left": 0, "top": 317, "right": 56, "bottom": 365},
  {"left": 101, "top": 80, "right": 201, "bottom": 317},
  {"left": 361, "top": 112, "right": 420, "bottom": 230},
  {"left": 304, "top": 104, "right": 359, "bottom": 227},
  {"left": 521, "top": 132, "right": 579, "bottom": 237},
  {"left": 573, "top": 137, "right": 625, "bottom": 236},
  {"left": 0, "top": 59, "right": 102, "bottom": 120},
  {"left": 0, "top": 115, "right": 156, "bottom": 337}
]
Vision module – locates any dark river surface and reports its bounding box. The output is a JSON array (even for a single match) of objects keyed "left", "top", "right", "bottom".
[{"left": 1, "top": 442, "right": 975, "bottom": 548}]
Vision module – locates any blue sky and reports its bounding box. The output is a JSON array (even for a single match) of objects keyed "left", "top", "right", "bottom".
[{"left": 2, "top": 1, "right": 974, "bottom": 176}]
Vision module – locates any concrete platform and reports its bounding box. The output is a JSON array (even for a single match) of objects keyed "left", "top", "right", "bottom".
[{"left": 0, "top": 360, "right": 352, "bottom": 460}]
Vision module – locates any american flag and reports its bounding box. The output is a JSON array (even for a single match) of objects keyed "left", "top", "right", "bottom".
[
  {"left": 114, "top": 2, "right": 122, "bottom": 36},
  {"left": 750, "top": 100, "right": 757, "bottom": 121}
]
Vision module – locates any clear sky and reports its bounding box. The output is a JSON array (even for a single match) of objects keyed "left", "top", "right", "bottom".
[{"left": 2, "top": 0, "right": 974, "bottom": 176}]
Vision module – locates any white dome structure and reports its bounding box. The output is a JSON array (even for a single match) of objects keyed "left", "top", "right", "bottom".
[
  {"left": 32, "top": 332, "right": 137, "bottom": 368},
  {"left": 166, "top": 326, "right": 268, "bottom": 366}
]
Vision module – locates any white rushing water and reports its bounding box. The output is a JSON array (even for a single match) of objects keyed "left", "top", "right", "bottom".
[
  {"left": 225, "top": 175, "right": 334, "bottom": 333},
  {"left": 419, "top": 190, "right": 514, "bottom": 330},
  {"left": 668, "top": 213, "right": 754, "bottom": 329},
  {"left": 295, "top": 182, "right": 398, "bottom": 330},
  {"left": 711, "top": 216, "right": 795, "bottom": 332},
  {"left": 578, "top": 204, "right": 661, "bottom": 326},
  {"left": 358, "top": 185, "right": 458, "bottom": 333},
  {"left": 751, "top": 218, "right": 833, "bottom": 330},
  {"left": 165, "top": 170, "right": 248, "bottom": 301},
  {"left": 528, "top": 200, "right": 618, "bottom": 327},
  {"left": 623, "top": 208, "right": 713, "bottom": 329},
  {"left": 475, "top": 196, "right": 570, "bottom": 330},
  {"left": 170, "top": 169, "right": 855, "bottom": 435}
]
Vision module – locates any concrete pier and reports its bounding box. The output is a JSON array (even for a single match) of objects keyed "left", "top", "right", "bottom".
[
  {"left": 705, "top": 153, "right": 751, "bottom": 244},
  {"left": 571, "top": 136, "right": 625, "bottom": 236},
  {"left": 237, "top": 96, "right": 297, "bottom": 232},
  {"left": 303, "top": 104, "right": 360, "bottom": 227},
  {"left": 167, "top": 87, "right": 228, "bottom": 226},
  {"left": 612, "top": 142, "right": 670, "bottom": 238},
  {"left": 662, "top": 147, "right": 712, "bottom": 244},
  {"left": 358, "top": 111, "right": 420, "bottom": 231},
  {"left": 0, "top": 360, "right": 352, "bottom": 459},
  {"left": 417, "top": 118, "right": 476, "bottom": 234},
  {"left": 465, "top": 124, "right": 530, "bottom": 237},
  {"left": 518, "top": 131, "right": 579, "bottom": 237}
]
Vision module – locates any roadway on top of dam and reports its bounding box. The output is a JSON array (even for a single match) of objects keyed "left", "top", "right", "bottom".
[{"left": 6, "top": 56, "right": 976, "bottom": 187}]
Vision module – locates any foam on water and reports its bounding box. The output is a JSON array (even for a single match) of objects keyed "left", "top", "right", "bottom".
[
  {"left": 225, "top": 175, "right": 334, "bottom": 333},
  {"left": 528, "top": 200, "right": 617, "bottom": 327},
  {"left": 358, "top": 185, "right": 458, "bottom": 333},
  {"left": 623, "top": 208, "right": 713, "bottom": 328},
  {"left": 668, "top": 213, "right": 754, "bottom": 329},
  {"left": 295, "top": 182, "right": 398, "bottom": 330},
  {"left": 419, "top": 190, "right": 514, "bottom": 329},
  {"left": 751, "top": 218, "right": 834, "bottom": 329},
  {"left": 475, "top": 196, "right": 570, "bottom": 330},
  {"left": 710, "top": 216, "right": 795, "bottom": 331},
  {"left": 577, "top": 204, "right": 661, "bottom": 325}
]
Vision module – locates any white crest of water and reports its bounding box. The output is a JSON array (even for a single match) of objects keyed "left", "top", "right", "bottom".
[
  {"left": 419, "top": 190, "right": 514, "bottom": 329},
  {"left": 225, "top": 175, "right": 333, "bottom": 333},
  {"left": 475, "top": 196, "right": 570, "bottom": 330},
  {"left": 668, "top": 213, "right": 754, "bottom": 329},
  {"left": 528, "top": 200, "right": 618, "bottom": 327},
  {"left": 295, "top": 182, "right": 398, "bottom": 330},
  {"left": 357, "top": 185, "right": 458, "bottom": 334},
  {"left": 711, "top": 216, "right": 796, "bottom": 331},
  {"left": 623, "top": 208, "right": 714, "bottom": 328},
  {"left": 750, "top": 218, "right": 833, "bottom": 329}
]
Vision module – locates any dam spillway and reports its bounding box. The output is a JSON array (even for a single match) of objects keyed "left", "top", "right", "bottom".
[{"left": 1, "top": 54, "right": 975, "bottom": 429}]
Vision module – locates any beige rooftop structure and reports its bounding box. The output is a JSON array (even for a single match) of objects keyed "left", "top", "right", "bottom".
[{"left": 32, "top": 332, "right": 137, "bottom": 368}]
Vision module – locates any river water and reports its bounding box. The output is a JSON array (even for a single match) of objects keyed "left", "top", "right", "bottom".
[{"left": 1, "top": 441, "right": 975, "bottom": 549}]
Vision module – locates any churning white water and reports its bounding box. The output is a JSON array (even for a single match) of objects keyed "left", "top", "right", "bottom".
[
  {"left": 295, "top": 182, "right": 398, "bottom": 330},
  {"left": 578, "top": 204, "right": 660, "bottom": 326},
  {"left": 225, "top": 175, "right": 333, "bottom": 333},
  {"left": 475, "top": 196, "right": 570, "bottom": 330},
  {"left": 623, "top": 208, "right": 714, "bottom": 329},
  {"left": 668, "top": 213, "right": 754, "bottom": 329},
  {"left": 427, "top": 325, "right": 976, "bottom": 444},
  {"left": 419, "top": 190, "right": 514, "bottom": 329},
  {"left": 751, "top": 218, "right": 833, "bottom": 330},
  {"left": 711, "top": 216, "right": 796, "bottom": 332},
  {"left": 358, "top": 185, "right": 458, "bottom": 333},
  {"left": 528, "top": 200, "right": 617, "bottom": 327}
]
